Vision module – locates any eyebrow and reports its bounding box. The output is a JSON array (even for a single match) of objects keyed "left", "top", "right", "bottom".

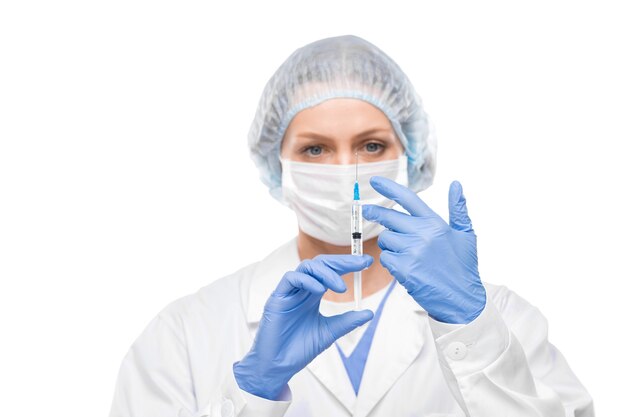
[{"left": 297, "top": 128, "right": 393, "bottom": 141}]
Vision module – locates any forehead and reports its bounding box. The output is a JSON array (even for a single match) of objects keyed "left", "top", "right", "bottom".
[{"left": 285, "top": 98, "right": 393, "bottom": 136}]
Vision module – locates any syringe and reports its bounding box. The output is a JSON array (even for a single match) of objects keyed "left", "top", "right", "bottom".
[{"left": 351, "top": 153, "right": 363, "bottom": 310}]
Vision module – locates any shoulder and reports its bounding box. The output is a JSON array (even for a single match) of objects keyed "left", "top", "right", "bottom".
[
  {"left": 154, "top": 260, "right": 262, "bottom": 334},
  {"left": 158, "top": 238, "right": 299, "bottom": 323}
]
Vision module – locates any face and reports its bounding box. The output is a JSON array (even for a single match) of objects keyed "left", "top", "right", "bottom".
[{"left": 280, "top": 98, "right": 404, "bottom": 164}]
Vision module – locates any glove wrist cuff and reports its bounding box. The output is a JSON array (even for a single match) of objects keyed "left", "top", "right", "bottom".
[{"left": 233, "top": 360, "right": 288, "bottom": 401}]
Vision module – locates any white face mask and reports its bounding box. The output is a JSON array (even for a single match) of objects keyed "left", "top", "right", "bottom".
[{"left": 279, "top": 154, "right": 409, "bottom": 246}]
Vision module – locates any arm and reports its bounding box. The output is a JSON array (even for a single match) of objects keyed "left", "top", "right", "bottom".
[
  {"left": 428, "top": 289, "right": 594, "bottom": 417},
  {"left": 362, "top": 176, "right": 594, "bottom": 416}
]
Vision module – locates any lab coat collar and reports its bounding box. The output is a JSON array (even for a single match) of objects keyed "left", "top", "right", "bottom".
[{"left": 245, "top": 238, "right": 427, "bottom": 416}]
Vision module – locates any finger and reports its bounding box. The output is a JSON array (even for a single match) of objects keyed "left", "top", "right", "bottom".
[
  {"left": 379, "top": 250, "right": 409, "bottom": 284},
  {"left": 380, "top": 250, "right": 424, "bottom": 297},
  {"left": 296, "top": 259, "right": 346, "bottom": 293},
  {"left": 370, "top": 176, "right": 436, "bottom": 218},
  {"left": 274, "top": 271, "right": 326, "bottom": 295},
  {"left": 322, "top": 310, "right": 374, "bottom": 347},
  {"left": 448, "top": 180, "right": 474, "bottom": 232},
  {"left": 362, "top": 204, "right": 415, "bottom": 233},
  {"left": 310, "top": 254, "right": 374, "bottom": 277},
  {"left": 377, "top": 230, "right": 409, "bottom": 253}
]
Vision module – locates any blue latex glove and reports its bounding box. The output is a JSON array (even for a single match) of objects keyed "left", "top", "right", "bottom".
[
  {"left": 233, "top": 254, "right": 374, "bottom": 400},
  {"left": 362, "top": 176, "right": 486, "bottom": 324}
]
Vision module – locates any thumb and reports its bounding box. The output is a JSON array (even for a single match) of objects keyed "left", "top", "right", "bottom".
[
  {"left": 448, "top": 180, "right": 474, "bottom": 232},
  {"left": 322, "top": 310, "right": 374, "bottom": 347}
]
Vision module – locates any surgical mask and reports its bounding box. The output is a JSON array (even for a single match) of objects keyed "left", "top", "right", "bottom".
[{"left": 279, "top": 154, "right": 409, "bottom": 246}]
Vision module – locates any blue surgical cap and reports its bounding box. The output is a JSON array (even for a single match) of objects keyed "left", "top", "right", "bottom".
[{"left": 248, "top": 34, "right": 437, "bottom": 201}]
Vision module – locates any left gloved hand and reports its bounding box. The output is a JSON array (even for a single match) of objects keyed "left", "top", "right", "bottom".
[{"left": 362, "top": 176, "right": 486, "bottom": 324}]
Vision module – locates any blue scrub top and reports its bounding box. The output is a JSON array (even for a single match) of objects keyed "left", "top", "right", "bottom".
[{"left": 334, "top": 280, "right": 397, "bottom": 395}]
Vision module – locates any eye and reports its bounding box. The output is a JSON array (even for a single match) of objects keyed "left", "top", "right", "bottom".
[
  {"left": 303, "top": 145, "right": 323, "bottom": 156},
  {"left": 364, "top": 142, "right": 384, "bottom": 153}
]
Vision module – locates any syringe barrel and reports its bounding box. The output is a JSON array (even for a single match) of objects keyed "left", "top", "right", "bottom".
[{"left": 351, "top": 201, "right": 363, "bottom": 256}]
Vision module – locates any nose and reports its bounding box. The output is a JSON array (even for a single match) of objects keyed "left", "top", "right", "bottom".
[{"left": 335, "top": 150, "right": 358, "bottom": 165}]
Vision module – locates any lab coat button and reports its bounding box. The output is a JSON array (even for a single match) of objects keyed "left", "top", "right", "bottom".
[
  {"left": 220, "top": 398, "right": 234, "bottom": 417},
  {"left": 446, "top": 341, "right": 467, "bottom": 360}
]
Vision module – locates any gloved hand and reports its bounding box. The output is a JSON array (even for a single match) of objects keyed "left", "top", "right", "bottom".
[
  {"left": 362, "top": 176, "right": 486, "bottom": 325},
  {"left": 233, "top": 254, "right": 374, "bottom": 400}
]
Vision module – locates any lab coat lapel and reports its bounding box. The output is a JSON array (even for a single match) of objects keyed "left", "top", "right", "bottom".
[
  {"left": 306, "top": 343, "right": 358, "bottom": 414},
  {"left": 354, "top": 283, "right": 428, "bottom": 417},
  {"left": 303, "top": 280, "right": 429, "bottom": 417}
]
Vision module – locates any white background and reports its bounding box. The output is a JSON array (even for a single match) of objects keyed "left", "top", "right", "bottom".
[{"left": 1, "top": 0, "right": 623, "bottom": 415}]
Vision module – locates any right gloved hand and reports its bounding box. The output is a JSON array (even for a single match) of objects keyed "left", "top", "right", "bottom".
[{"left": 233, "top": 254, "right": 375, "bottom": 400}]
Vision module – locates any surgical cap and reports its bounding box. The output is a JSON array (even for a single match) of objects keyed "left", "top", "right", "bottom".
[{"left": 248, "top": 34, "right": 437, "bottom": 201}]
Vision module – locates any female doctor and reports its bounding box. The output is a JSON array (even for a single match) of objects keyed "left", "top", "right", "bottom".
[{"left": 109, "top": 35, "right": 594, "bottom": 417}]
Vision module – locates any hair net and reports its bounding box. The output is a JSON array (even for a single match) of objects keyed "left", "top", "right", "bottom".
[{"left": 248, "top": 34, "right": 437, "bottom": 201}]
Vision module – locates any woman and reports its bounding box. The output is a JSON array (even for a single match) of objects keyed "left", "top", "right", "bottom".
[{"left": 109, "top": 35, "right": 594, "bottom": 417}]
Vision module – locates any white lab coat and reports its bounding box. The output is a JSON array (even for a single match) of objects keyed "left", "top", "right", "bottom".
[{"left": 109, "top": 238, "right": 594, "bottom": 417}]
